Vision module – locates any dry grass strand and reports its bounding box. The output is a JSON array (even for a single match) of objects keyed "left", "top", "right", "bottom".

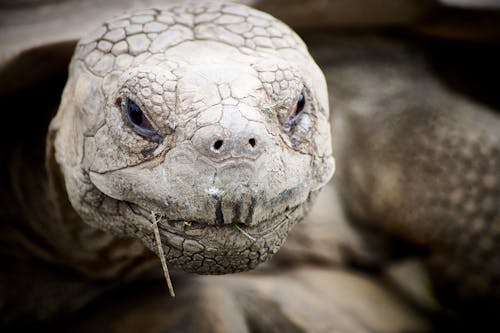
[{"left": 152, "top": 212, "right": 175, "bottom": 297}]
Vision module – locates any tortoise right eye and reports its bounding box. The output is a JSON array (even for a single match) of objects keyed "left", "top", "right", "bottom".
[{"left": 121, "top": 97, "right": 161, "bottom": 142}]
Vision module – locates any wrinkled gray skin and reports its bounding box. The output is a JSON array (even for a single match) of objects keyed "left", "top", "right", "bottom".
[{"left": 49, "top": 1, "right": 334, "bottom": 274}]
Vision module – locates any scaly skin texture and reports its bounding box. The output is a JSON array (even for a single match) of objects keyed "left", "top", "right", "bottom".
[
  {"left": 48, "top": 1, "right": 334, "bottom": 275},
  {"left": 330, "top": 36, "right": 500, "bottom": 311}
]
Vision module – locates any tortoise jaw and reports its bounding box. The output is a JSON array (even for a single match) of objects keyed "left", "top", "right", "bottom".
[
  {"left": 156, "top": 205, "right": 299, "bottom": 238},
  {"left": 126, "top": 200, "right": 307, "bottom": 274},
  {"left": 133, "top": 202, "right": 300, "bottom": 240}
]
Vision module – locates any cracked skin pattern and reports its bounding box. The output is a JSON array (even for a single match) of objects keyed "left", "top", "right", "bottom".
[
  {"left": 48, "top": 1, "right": 334, "bottom": 274},
  {"left": 332, "top": 55, "right": 500, "bottom": 308}
]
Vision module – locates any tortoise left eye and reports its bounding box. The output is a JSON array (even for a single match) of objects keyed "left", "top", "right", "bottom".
[{"left": 295, "top": 92, "right": 305, "bottom": 116}]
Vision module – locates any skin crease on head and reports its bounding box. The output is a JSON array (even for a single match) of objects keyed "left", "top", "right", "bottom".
[{"left": 48, "top": 1, "right": 334, "bottom": 275}]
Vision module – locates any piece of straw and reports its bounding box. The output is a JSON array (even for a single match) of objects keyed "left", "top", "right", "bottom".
[
  {"left": 152, "top": 212, "right": 175, "bottom": 297},
  {"left": 234, "top": 224, "right": 257, "bottom": 242}
]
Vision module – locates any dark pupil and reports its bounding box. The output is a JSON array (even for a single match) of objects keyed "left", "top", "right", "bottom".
[
  {"left": 127, "top": 100, "right": 144, "bottom": 126},
  {"left": 296, "top": 93, "right": 305, "bottom": 114}
]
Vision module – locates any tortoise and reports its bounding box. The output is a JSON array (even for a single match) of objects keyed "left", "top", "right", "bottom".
[{"left": 1, "top": 0, "right": 499, "bottom": 332}]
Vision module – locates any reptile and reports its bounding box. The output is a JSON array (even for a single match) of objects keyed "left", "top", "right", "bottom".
[
  {"left": 1, "top": 0, "right": 335, "bottom": 320},
  {"left": 47, "top": 0, "right": 334, "bottom": 278},
  {"left": 0, "top": 0, "right": 499, "bottom": 331}
]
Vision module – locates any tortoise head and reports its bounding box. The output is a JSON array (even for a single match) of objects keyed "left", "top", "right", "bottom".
[{"left": 49, "top": 2, "right": 334, "bottom": 274}]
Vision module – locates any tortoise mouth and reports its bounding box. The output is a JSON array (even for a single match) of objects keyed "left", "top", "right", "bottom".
[
  {"left": 156, "top": 205, "right": 297, "bottom": 237},
  {"left": 128, "top": 201, "right": 306, "bottom": 274},
  {"left": 129, "top": 201, "right": 300, "bottom": 240}
]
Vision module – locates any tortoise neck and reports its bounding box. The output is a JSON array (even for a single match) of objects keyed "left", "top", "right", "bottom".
[{"left": 0, "top": 132, "right": 156, "bottom": 280}]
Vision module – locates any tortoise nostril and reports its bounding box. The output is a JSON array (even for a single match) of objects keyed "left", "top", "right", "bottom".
[
  {"left": 213, "top": 140, "right": 224, "bottom": 150},
  {"left": 248, "top": 138, "right": 256, "bottom": 148}
]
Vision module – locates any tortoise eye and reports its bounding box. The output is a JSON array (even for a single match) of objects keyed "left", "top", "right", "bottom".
[
  {"left": 283, "top": 90, "right": 308, "bottom": 132},
  {"left": 121, "top": 97, "right": 161, "bottom": 142},
  {"left": 295, "top": 92, "right": 305, "bottom": 116}
]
